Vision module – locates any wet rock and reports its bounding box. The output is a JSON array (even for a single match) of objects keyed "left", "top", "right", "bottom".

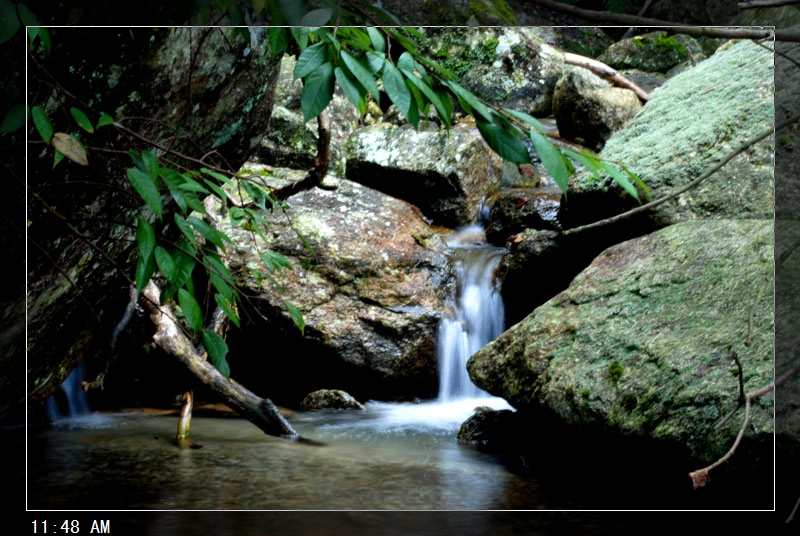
[
  {"left": 597, "top": 31, "right": 705, "bottom": 73},
  {"left": 469, "top": 219, "right": 774, "bottom": 468},
  {"left": 552, "top": 65, "right": 642, "bottom": 151},
  {"left": 484, "top": 187, "right": 562, "bottom": 244},
  {"left": 210, "top": 172, "right": 455, "bottom": 400},
  {"left": 343, "top": 121, "right": 503, "bottom": 227},
  {"left": 22, "top": 26, "right": 282, "bottom": 421},
  {"left": 457, "top": 406, "right": 518, "bottom": 449},
  {"left": 301, "top": 389, "right": 365, "bottom": 410}
]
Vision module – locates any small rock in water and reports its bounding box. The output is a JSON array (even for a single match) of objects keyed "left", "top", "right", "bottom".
[{"left": 301, "top": 389, "right": 366, "bottom": 411}]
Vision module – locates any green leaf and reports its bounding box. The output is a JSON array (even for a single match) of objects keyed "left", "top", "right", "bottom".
[
  {"left": 154, "top": 246, "right": 176, "bottom": 282},
  {"left": 403, "top": 73, "right": 451, "bottom": 128},
  {"left": 178, "top": 288, "right": 204, "bottom": 332},
  {"left": 127, "top": 167, "right": 163, "bottom": 219},
  {"left": 174, "top": 214, "right": 196, "bottom": 242},
  {"left": 366, "top": 26, "right": 385, "bottom": 53},
  {"left": 31, "top": 106, "right": 53, "bottom": 144},
  {"left": 188, "top": 215, "right": 229, "bottom": 250},
  {"left": 268, "top": 26, "right": 289, "bottom": 58},
  {"left": 0, "top": 0, "right": 20, "bottom": 44},
  {"left": 382, "top": 60, "right": 413, "bottom": 123},
  {"left": 443, "top": 80, "right": 494, "bottom": 122},
  {"left": 299, "top": 7, "right": 332, "bottom": 27},
  {"left": 365, "top": 50, "right": 384, "bottom": 74},
  {"left": 334, "top": 66, "right": 364, "bottom": 109},
  {"left": 530, "top": 129, "right": 571, "bottom": 196},
  {"left": 200, "top": 167, "right": 233, "bottom": 185},
  {"left": 135, "top": 254, "right": 156, "bottom": 294},
  {"left": 284, "top": 300, "right": 305, "bottom": 335},
  {"left": 96, "top": 113, "right": 114, "bottom": 128},
  {"left": 301, "top": 62, "right": 334, "bottom": 122},
  {"left": 214, "top": 293, "right": 240, "bottom": 328},
  {"left": 70, "top": 107, "right": 94, "bottom": 133},
  {"left": 141, "top": 150, "right": 160, "bottom": 179},
  {"left": 623, "top": 164, "right": 651, "bottom": 201},
  {"left": 53, "top": 150, "right": 64, "bottom": 169},
  {"left": 171, "top": 246, "right": 196, "bottom": 288},
  {"left": 259, "top": 250, "right": 293, "bottom": 274},
  {"left": 136, "top": 217, "right": 156, "bottom": 262},
  {"left": 294, "top": 42, "right": 328, "bottom": 80},
  {"left": 503, "top": 107, "right": 546, "bottom": 133},
  {"left": 211, "top": 272, "right": 234, "bottom": 302},
  {"left": 601, "top": 160, "right": 640, "bottom": 202},
  {"left": 476, "top": 120, "right": 531, "bottom": 165},
  {"left": 340, "top": 50, "right": 380, "bottom": 102},
  {"left": 562, "top": 147, "right": 603, "bottom": 178},
  {"left": 202, "top": 329, "right": 230, "bottom": 378},
  {"left": 1, "top": 103, "right": 25, "bottom": 134}
]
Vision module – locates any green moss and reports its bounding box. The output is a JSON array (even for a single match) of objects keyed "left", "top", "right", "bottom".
[
  {"left": 606, "top": 361, "right": 624, "bottom": 384},
  {"left": 468, "top": 0, "right": 518, "bottom": 24}
]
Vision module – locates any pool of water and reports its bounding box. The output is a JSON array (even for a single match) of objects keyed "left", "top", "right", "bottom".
[{"left": 27, "top": 398, "right": 567, "bottom": 511}]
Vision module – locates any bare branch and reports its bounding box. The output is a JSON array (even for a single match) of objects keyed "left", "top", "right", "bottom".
[
  {"left": 563, "top": 111, "right": 800, "bottom": 236},
  {"left": 521, "top": 0, "right": 800, "bottom": 42},
  {"left": 738, "top": 0, "right": 800, "bottom": 8},
  {"left": 564, "top": 52, "right": 651, "bottom": 102}
]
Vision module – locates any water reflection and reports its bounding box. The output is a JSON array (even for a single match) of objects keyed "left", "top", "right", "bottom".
[{"left": 27, "top": 406, "right": 536, "bottom": 511}]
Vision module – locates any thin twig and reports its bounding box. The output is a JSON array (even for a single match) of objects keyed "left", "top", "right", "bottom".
[
  {"left": 522, "top": 0, "right": 800, "bottom": 42},
  {"left": 563, "top": 112, "right": 800, "bottom": 235}
]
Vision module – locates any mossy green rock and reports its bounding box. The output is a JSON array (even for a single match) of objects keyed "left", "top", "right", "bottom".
[
  {"left": 469, "top": 219, "right": 773, "bottom": 465},
  {"left": 598, "top": 31, "right": 704, "bottom": 73},
  {"left": 568, "top": 39, "right": 773, "bottom": 227}
]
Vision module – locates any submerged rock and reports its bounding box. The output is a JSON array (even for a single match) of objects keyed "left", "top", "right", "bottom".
[
  {"left": 301, "top": 389, "right": 365, "bottom": 410},
  {"left": 469, "top": 219, "right": 773, "bottom": 467}
]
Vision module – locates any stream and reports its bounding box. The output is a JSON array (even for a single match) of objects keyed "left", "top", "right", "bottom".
[{"left": 25, "top": 225, "right": 751, "bottom": 513}]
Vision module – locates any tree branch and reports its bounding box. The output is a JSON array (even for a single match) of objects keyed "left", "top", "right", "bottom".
[
  {"left": 563, "top": 111, "right": 800, "bottom": 235},
  {"left": 522, "top": 0, "right": 800, "bottom": 42},
  {"left": 738, "top": 0, "right": 800, "bottom": 8},
  {"left": 564, "top": 52, "right": 650, "bottom": 101},
  {"left": 142, "top": 280, "right": 299, "bottom": 438}
]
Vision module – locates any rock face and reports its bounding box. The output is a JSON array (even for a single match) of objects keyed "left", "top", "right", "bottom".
[
  {"left": 469, "top": 219, "right": 773, "bottom": 465},
  {"left": 597, "top": 31, "right": 704, "bottom": 73},
  {"left": 212, "top": 172, "right": 455, "bottom": 401},
  {"left": 301, "top": 389, "right": 365, "bottom": 410},
  {"left": 564, "top": 39, "right": 774, "bottom": 229},
  {"left": 21, "top": 26, "right": 282, "bottom": 421},
  {"left": 343, "top": 122, "right": 503, "bottom": 227},
  {"left": 552, "top": 65, "right": 643, "bottom": 151}
]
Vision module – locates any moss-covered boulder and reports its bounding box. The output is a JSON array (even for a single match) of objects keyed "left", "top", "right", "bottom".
[
  {"left": 563, "top": 39, "right": 774, "bottom": 230},
  {"left": 343, "top": 121, "right": 503, "bottom": 226},
  {"left": 469, "top": 219, "right": 773, "bottom": 466},
  {"left": 597, "top": 31, "right": 705, "bottom": 73}
]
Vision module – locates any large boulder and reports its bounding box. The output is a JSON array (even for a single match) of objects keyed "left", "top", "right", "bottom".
[
  {"left": 552, "top": 64, "right": 643, "bottom": 150},
  {"left": 469, "top": 219, "right": 773, "bottom": 466},
  {"left": 562, "top": 39, "right": 774, "bottom": 230},
  {"left": 343, "top": 121, "right": 503, "bottom": 227},
  {"left": 597, "top": 31, "right": 705, "bottom": 73},
  {"left": 210, "top": 170, "right": 455, "bottom": 402}
]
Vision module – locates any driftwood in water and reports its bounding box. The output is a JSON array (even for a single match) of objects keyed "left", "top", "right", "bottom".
[{"left": 142, "top": 281, "right": 298, "bottom": 438}]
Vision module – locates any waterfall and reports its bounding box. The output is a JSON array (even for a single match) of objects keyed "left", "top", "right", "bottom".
[
  {"left": 46, "top": 362, "right": 91, "bottom": 421},
  {"left": 437, "top": 224, "right": 506, "bottom": 403}
]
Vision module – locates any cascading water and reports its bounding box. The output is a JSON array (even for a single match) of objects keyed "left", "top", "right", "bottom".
[
  {"left": 46, "top": 361, "right": 91, "bottom": 422},
  {"left": 437, "top": 225, "right": 505, "bottom": 402}
]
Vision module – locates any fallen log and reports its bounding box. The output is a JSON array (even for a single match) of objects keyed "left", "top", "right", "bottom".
[{"left": 142, "top": 280, "right": 298, "bottom": 438}]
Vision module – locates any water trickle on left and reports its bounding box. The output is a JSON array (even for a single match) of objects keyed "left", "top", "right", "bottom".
[{"left": 46, "top": 362, "right": 91, "bottom": 421}]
